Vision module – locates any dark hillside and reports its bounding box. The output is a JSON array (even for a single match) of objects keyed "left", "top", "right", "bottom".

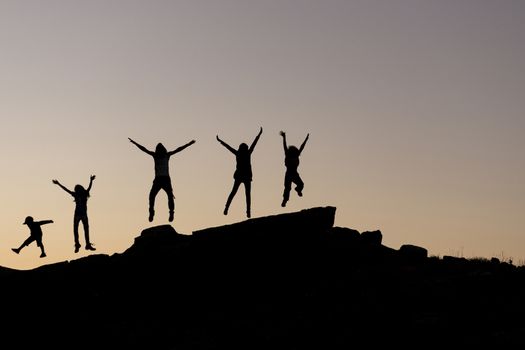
[{"left": 1, "top": 206, "right": 524, "bottom": 349}]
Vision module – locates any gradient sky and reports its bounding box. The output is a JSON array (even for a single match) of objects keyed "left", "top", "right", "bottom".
[{"left": 1, "top": 0, "right": 524, "bottom": 270}]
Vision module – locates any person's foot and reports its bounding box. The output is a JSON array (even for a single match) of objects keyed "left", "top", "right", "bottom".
[
  {"left": 148, "top": 209, "right": 155, "bottom": 222},
  {"left": 74, "top": 243, "right": 81, "bottom": 253},
  {"left": 40, "top": 252, "right": 46, "bottom": 258},
  {"left": 281, "top": 200, "right": 287, "bottom": 207},
  {"left": 246, "top": 210, "right": 251, "bottom": 218},
  {"left": 85, "top": 244, "right": 96, "bottom": 251},
  {"left": 11, "top": 248, "right": 20, "bottom": 254},
  {"left": 295, "top": 187, "right": 303, "bottom": 197},
  {"left": 169, "top": 211, "right": 174, "bottom": 222},
  {"left": 223, "top": 207, "right": 228, "bottom": 215}
]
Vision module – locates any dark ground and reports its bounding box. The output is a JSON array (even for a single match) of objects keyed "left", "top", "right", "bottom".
[{"left": 2, "top": 206, "right": 524, "bottom": 349}]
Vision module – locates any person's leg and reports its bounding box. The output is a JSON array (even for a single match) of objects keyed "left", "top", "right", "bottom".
[
  {"left": 37, "top": 239, "right": 46, "bottom": 258},
  {"left": 163, "top": 179, "right": 175, "bottom": 222},
  {"left": 282, "top": 172, "right": 292, "bottom": 207},
  {"left": 12, "top": 236, "right": 34, "bottom": 254},
  {"left": 224, "top": 180, "right": 241, "bottom": 215},
  {"left": 244, "top": 181, "right": 251, "bottom": 218},
  {"left": 149, "top": 178, "right": 162, "bottom": 222},
  {"left": 73, "top": 216, "right": 81, "bottom": 252},
  {"left": 294, "top": 173, "right": 304, "bottom": 197},
  {"left": 82, "top": 216, "right": 95, "bottom": 250},
  {"left": 82, "top": 216, "right": 89, "bottom": 244}
]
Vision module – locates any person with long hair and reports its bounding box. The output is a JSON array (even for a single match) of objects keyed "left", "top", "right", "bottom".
[
  {"left": 52, "top": 175, "right": 96, "bottom": 253},
  {"left": 279, "top": 131, "right": 309, "bottom": 207},
  {"left": 216, "top": 127, "right": 263, "bottom": 218}
]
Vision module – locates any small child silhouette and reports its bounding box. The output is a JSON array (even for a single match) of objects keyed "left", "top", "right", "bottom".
[
  {"left": 53, "top": 175, "right": 96, "bottom": 253},
  {"left": 279, "top": 131, "right": 309, "bottom": 207},
  {"left": 129, "top": 137, "right": 196, "bottom": 222},
  {"left": 216, "top": 127, "right": 263, "bottom": 218},
  {"left": 12, "top": 216, "right": 53, "bottom": 258}
]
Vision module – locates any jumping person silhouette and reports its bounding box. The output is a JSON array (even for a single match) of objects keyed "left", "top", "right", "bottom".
[
  {"left": 53, "top": 175, "right": 96, "bottom": 253},
  {"left": 279, "top": 131, "right": 309, "bottom": 207},
  {"left": 216, "top": 127, "right": 263, "bottom": 218},
  {"left": 129, "top": 137, "right": 196, "bottom": 222},
  {"left": 12, "top": 216, "right": 53, "bottom": 258}
]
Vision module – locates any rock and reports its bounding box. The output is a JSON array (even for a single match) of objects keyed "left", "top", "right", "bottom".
[
  {"left": 361, "top": 230, "right": 382, "bottom": 245},
  {"left": 399, "top": 244, "right": 428, "bottom": 263}
]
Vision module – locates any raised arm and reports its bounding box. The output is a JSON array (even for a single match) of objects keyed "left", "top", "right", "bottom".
[
  {"left": 87, "top": 175, "right": 96, "bottom": 192},
  {"left": 249, "top": 127, "right": 263, "bottom": 153},
  {"left": 216, "top": 135, "right": 237, "bottom": 154},
  {"left": 279, "top": 130, "right": 288, "bottom": 152},
  {"left": 52, "top": 179, "right": 74, "bottom": 196},
  {"left": 128, "top": 138, "right": 154, "bottom": 156},
  {"left": 298, "top": 133, "right": 309, "bottom": 154},
  {"left": 168, "top": 140, "right": 196, "bottom": 156}
]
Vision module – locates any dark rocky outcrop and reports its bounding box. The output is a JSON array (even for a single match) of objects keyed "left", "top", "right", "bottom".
[{"left": 1, "top": 206, "right": 524, "bottom": 349}]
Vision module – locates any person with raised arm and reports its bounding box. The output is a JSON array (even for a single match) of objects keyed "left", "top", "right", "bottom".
[
  {"left": 279, "top": 131, "right": 309, "bottom": 207},
  {"left": 216, "top": 127, "right": 263, "bottom": 218},
  {"left": 53, "top": 175, "right": 96, "bottom": 252},
  {"left": 129, "top": 137, "right": 196, "bottom": 222}
]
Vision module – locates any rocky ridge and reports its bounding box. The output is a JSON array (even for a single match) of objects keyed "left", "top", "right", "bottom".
[{"left": 1, "top": 206, "right": 524, "bottom": 348}]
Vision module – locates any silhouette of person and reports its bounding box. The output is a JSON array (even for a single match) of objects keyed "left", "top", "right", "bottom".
[
  {"left": 280, "top": 131, "right": 309, "bottom": 207},
  {"left": 216, "top": 127, "right": 263, "bottom": 218},
  {"left": 129, "top": 137, "right": 196, "bottom": 222},
  {"left": 12, "top": 216, "right": 53, "bottom": 258},
  {"left": 53, "top": 175, "right": 96, "bottom": 253}
]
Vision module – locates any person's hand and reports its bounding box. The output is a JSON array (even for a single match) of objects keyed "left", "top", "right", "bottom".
[
  {"left": 52, "top": 179, "right": 59, "bottom": 185},
  {"left": 190, "top": 140, "right": 196, "bottom": 145},
  {"left": 216, "top": 135, "right": 220, "bottom": 141},
  {"left": 128, "top": 137, "right": 135, "bottom": 143},
  {"left": 90, "top": 175, "right": 96, "bottom": 181},
  {"left": 259, "top": 127, "right": 263, "bottom": 135},
  {"left": 279, "top": 131, "right": 285, "bottom": 137}
]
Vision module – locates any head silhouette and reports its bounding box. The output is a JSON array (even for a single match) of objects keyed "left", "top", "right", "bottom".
[
  {"left": 23, "top": 216, "right": 34, "bottom": 225},
  {"left": 238, "top": 143, "right": 248, "bottom": 154},
  {"left": 74, "top": 184, "right": 90, "bottom": 198},
  {"left": 155, "top": 143, "right": 167, "bottom": 155},
  {"left": 288, "top": 145, "right": 299, "bottom": 158}
]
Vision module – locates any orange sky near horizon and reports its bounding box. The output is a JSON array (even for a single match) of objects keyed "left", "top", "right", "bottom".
[{"left": 1, "top": 0, "right": 524, "bottom": 270}]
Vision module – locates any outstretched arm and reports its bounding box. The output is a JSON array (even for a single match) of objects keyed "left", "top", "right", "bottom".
[
  {"left": 128, "top": 138, "right": 154, "bottom": 156},
  {"left": 38, "top": 220, "right": 54, "bottom": 226},
  {"left": 168, "top": 140, "right": 196, "bottom": 156},
  {"left": 298, "top": 133, "right": 309, "bottom": 154},
  {"left": 52, "top": 180, "right": 74, "bottom": 196},
  {"left": 249, "top": 127, "right": 263, "bottom": 153},
  {"left": 279, "top": 130, "right": 288, "bottom": 152},
  {"left": 87, "top": 175, "right": 96, "bottom": 192},
  {"left": 216, "top": 135, "right": 237, "bottom": 154}
]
